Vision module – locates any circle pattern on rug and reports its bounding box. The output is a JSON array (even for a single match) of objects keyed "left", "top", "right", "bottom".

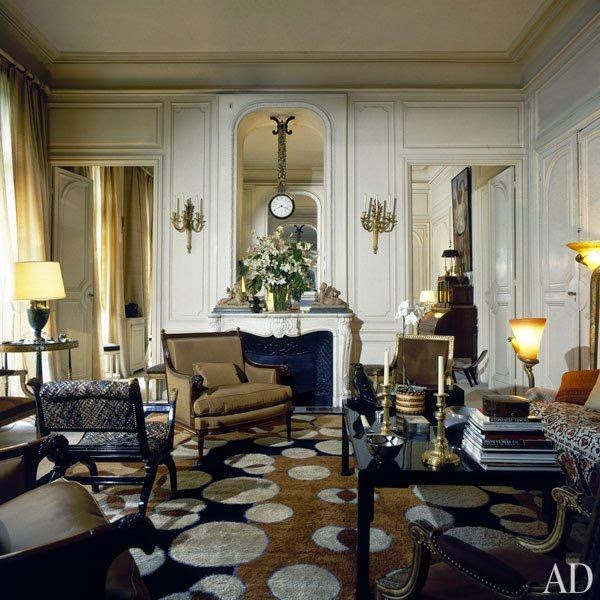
[
  {"left": 293, "top": 414, "right": 316, "bottom": 422},
  {"left": 268, "top": 564, "right": 340, "bottom": 600},
  {"left": 255, "top": 437, "right": 293, "bottom": 448},
  {"left": 405, "top": 505, "right": 455, "bottom": 529},
  {"left": 282, "top": 448, "right": 317, "bottom": 459},
  {"left": 312, "top": 525, "right": 391, "bottom": 552},
  {"left": 480, "top": 485, "right": 523, "bottom": 495},
  {"left": 489, "top": 503, "right": 548, "bottom": 536},
  {"left": 131, "top": 546, "right": 165, "bottom": 576},
  {"left": 245, "top": 502, "right": 293, "bottom": 523},
  {"left": 162, "top": 470, "right": 211, "bottom": 491},
  {"left": 315, "top": 440, "right": 349, "bottom": 456},
  {"left": 445, "top": 526, "right": 517, "bottom": 550},
  {"left": 203, "top": 476, "right": 280, "bottom": 504},
  {"left": 318, "top": 427, "right": 343, "bottom": 438},
  {"left": 151, "top": 497, "right": 206, "bottom": 530},
  {"left": 412, "top": 485, "right": 489, "bottom": 508},
  {"left": 288, "top": 465, "right": 331, "bottom": 480},
  {"left": 317, "top": 487, "right": 358, "bottom": 504},
  {"left": 290, "top": 429, "right": 318, "bottom": 440},
  {"left": 191, "top": 574, "right": 246, "bottom": 599},
  {"left": 170, "top": 521, "right": 268, "bottom": 566},
  {"left": 225, "top": 453, "right": 276, "bottom": 474}
]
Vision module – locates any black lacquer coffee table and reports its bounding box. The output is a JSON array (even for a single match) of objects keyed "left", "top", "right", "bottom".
[{"left": 341, "top": 401, "right": 564, "bottom": 599}]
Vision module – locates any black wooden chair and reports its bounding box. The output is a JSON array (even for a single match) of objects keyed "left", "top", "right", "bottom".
[
  {"left": 377, "top": 484, "right": 600, "bottom": 599},
  {"left": 452, "top": 350, "right": 488, "bottom": 387},
  {"left": 30, "top": 378, "right": 177, "bottom": 515}
]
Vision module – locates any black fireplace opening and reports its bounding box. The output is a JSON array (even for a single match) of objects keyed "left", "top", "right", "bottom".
[{"left": 240, "top": 331, "right": 333, "bottom": 407}]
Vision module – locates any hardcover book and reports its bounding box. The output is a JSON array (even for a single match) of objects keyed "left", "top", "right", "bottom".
[{"left": 482, "top": 394, "right": 530, "bottom": 418}]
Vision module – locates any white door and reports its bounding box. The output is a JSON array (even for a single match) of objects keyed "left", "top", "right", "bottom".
[
  {"left": 487, "top": 167, "right": 516, "bottom": 390},
  {"left": 537, "top": 135, "right": 581, "bottom": 387},
  {"left": 52, "top": 168, "right": 94, "bottom": 379},
  {"left": 578, "top": 118, "right": 600, "bottom": 368}
]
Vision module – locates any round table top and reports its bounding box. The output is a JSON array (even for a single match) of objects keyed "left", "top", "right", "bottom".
[{"left": 0, "top": 339, "right": 79, "bottom": 353}]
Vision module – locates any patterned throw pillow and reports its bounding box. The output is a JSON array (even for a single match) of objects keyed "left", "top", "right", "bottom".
[
  {"left": 584, "top": 372, "right": 600, "bottom": 410},
  {"left": 555, "top": 370, "right": 600, "bottom": 405},
  {"left": 192, "top": 362, "right": 242, "bottom": 389}
]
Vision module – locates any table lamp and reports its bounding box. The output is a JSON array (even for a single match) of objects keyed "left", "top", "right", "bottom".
[
  {"left": 567, "top": 241, "right": 600, "bottom": 369},
  {"left": 419, "top": 290, "right": 436, "bottom": 305},
  {"left": 441, "top": 248, "right": 459, "bottom": 275},
  {"left": 508, "top": 318, "right": 547, "bottom": 388},
  {"left": 11, "top": 261, "right": 66, "bottom": 341}
]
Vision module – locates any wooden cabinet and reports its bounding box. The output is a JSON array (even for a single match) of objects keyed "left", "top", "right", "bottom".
[
  {"left": 126, "top": 317, "right": 147, "bottom": 373},
  {"left": 418, "top": 307, "right": 478, "bottom": 361}
]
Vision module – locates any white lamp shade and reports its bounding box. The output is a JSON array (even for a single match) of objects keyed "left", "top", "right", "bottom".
[
  {"left": 419, "top": 290, "right": 436, "bottom": 304},
  {"left": 12, "top": 261, "right": 66, "bottom": 301}
]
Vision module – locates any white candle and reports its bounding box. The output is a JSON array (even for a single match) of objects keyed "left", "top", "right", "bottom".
[
  {"left": 383, "top": 349, "right": 389, "bottom": 385},
  {"left": 437, "top": 355, "right": 445, "bottom": 395}
]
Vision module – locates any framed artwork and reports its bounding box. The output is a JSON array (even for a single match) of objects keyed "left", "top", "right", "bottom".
[{"left": 451, "top": 167, "right": 472, "bottom": 273}]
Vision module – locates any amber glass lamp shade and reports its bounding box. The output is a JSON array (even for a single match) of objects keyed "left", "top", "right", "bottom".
[
  {"left": 567, "top": 241, "right": 600, "bottom": 271},
  {"left": 509, "top": 318, "right": 546, "bottom": 362}
]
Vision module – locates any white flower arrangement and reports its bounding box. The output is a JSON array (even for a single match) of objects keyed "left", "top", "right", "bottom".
[{"left": 243, "top": 227, "right": 317, "bottom": 298}]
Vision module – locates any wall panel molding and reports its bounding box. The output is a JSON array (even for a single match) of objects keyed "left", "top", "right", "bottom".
[{"left": 49, "top": 102, "right": 163, "bottom": 150}]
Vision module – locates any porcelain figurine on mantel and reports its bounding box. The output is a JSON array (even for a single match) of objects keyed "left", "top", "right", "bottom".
[
  {"left": 310, "top": 282, "right": 351, "bottom": 312},
  {"left": 214, "top": 282, "right": 250, "bottom": 312}
]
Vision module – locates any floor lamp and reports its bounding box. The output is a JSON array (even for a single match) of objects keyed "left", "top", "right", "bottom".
[{"left": 567, "top": 241, "right": 600, "bottom": 369}]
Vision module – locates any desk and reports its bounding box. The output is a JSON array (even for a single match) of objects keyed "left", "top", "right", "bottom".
[{"left": 0, "top": 339, "right": 79, "bottom": 384}]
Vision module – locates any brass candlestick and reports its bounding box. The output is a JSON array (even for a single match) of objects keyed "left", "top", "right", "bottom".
[
  {"left": 360, "top": 197, "right": 397, "bottom": 254},
  {"left": 422, "top": 392, "right": 460, "bottom": 468},
  {"left": 171, "top": 197, "right": 205, "bottom": 254},
  {"left": 379, "top": 383, "right": 393, "bottom": 436}
]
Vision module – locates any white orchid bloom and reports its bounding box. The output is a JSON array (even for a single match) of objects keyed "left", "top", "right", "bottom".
[
  {"left": 405, "top": 312, "right": 419, "bottom": 327},
  {"left": 395, "top": 299, "right": 410, "bottom": 319}
]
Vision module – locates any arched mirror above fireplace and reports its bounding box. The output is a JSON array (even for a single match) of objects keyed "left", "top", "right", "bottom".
[{"left": 236, "top": 108, "right": 324, "bottom": 290}]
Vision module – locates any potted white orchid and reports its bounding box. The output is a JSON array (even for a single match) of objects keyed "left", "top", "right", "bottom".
[{"left": 394, "top": 299, "right": 427, "bottom": 414}]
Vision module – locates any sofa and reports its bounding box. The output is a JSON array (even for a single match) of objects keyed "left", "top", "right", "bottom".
[{"left": 528, "top": 387, "right": 600, "bottom": 496}]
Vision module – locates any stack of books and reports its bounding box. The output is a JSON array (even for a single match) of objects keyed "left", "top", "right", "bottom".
[{"left": 462, "top": 396, "right": 558, "bottom": 471}]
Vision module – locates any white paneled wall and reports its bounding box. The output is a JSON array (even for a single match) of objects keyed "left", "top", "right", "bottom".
[{"left": 49, "top": 90, "right": 529, "bottom": 368}]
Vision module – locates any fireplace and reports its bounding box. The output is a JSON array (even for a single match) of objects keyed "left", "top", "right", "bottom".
[
  {"left": 240, "top": 331, "right": 333, "bottom": 407},
  {"left": 208, "top": 312, "right": 353, "bottom": 407}
]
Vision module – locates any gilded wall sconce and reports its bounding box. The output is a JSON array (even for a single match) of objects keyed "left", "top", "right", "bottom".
[
  {"left": 360, "top": 196, "right": 397, "bottom": 254},
  {"left": 171, "top": 196, "right": 205, "bottom": 254}
]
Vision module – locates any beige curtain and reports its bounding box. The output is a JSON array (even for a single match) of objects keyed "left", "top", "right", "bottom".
[
  {"left": 0, "top": 59, "right": 54, "bottom": 384},
  {"left": 91, "top": 166, "right": 129, "bottom": 377},
  {"left": 123, "top": 167, "right": 153, "bottom": 322}
]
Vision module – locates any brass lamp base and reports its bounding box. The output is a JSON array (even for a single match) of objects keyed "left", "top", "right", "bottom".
[{"left": 422, "top": 392, "right": 460, "bottom": 469}]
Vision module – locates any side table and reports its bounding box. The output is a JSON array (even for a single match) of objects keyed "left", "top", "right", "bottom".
[{"left": 0, "top": 339, "right": 79, "bottom": 384}]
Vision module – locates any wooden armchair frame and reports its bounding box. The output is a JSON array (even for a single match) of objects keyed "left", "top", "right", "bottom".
[{"left": 0, "top": 435, "right": 156, "bottom": 599}]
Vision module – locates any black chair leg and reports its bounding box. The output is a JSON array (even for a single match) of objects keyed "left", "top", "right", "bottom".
[
  {"left": 196, "top": 431, "right": 206, "bottom": 467},
  {"left": 164, "top": 451, "right": 178, "bottom": 496},
  {"left": 464, "top": 369, "right": 474, "bottom": 387},
  {"left": 83, "top": 460, "right": 100, "bottom": 493},
  {"left": 138, "top": 462, "right": 159, "bottom": 515},
  {"left": 451, "top": 371, "right": 457, "bottom": 384},
  {"left": 470, "top": 367, "right": 478, "bottom": 385}
]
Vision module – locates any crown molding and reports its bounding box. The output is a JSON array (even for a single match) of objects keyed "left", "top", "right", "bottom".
[
  {"left": 507, "top": 0, "right": 570, "bottom": 61},
  {"left": 0, "top": 1, "right": 58, "bottom": 65},
  {"left": 51, "top": 49, "right": 515, "bottom": 65}
]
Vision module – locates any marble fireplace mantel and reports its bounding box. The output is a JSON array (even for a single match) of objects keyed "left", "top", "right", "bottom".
[{"left": 208, "top": 311, "right": 353, "bottom": 407}]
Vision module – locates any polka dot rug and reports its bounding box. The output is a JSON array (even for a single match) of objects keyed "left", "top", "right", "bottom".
[{"left": 69, "top": 414, "right": 550, "bottom": 599}]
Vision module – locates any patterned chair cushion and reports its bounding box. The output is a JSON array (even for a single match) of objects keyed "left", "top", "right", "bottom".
[
  {"left": 77, "top": 421, "right": 169, "bottom": 455},
  {"left": 531, "top": 399, "right": 600, "bottom": 494}
]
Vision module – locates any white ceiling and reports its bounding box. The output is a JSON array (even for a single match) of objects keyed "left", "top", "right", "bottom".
[{"left": 5, "top": 0, "right": 552, "bottom": 55}]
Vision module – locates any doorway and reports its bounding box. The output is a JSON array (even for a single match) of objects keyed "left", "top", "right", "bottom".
[
  {"left": 52, "top": 165, "right": 154, "bottom": 380},
  {"left": 409, "top": 164, "right": 515, "bottom": 390}
]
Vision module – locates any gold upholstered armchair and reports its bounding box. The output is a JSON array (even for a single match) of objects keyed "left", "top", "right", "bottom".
[{"left": 161, "top": 330, "right": 293, "bottom": 464}]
